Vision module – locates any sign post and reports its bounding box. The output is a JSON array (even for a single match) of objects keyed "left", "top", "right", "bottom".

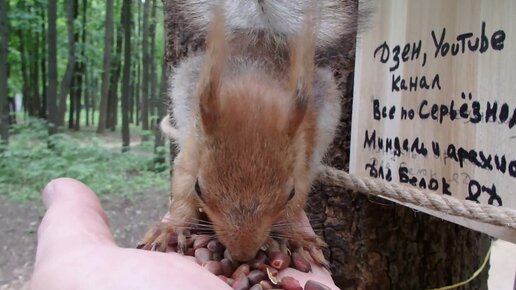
[{"left": 351, "top": 0, "right": 516, "bottom": 241}]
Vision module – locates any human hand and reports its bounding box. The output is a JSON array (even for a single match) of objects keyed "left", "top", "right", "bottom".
[{"left": 29, "top": 178, "right": 338, "bottom": 290}]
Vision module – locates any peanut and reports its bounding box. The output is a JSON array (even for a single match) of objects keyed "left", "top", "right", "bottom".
[
  {"left": 194, "top": 248, "right": 211, "bottom": 265},
  {"left": 247, "top": 269, "right": 266, "bottom": 284}
]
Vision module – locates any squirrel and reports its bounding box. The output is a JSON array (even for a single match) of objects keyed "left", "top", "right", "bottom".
[{"left": 138, "top": 0, "right": 361, "bottom": 266}]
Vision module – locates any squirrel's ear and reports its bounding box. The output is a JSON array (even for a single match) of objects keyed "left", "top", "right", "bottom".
[
  {"left": 286, "top": 11, "right": 316, "bottom": 138},
  {"left": 198, "top": 6, "right": 227, "bottom": 135}
]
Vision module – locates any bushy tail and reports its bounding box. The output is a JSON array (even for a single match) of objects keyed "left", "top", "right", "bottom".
[{"left": 175, "top": 0, "right": 368, "bottom": 49}]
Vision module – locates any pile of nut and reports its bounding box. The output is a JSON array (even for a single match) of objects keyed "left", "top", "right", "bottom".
[{"left": 166, "top": 234, "right": 332, "bottom": 290}]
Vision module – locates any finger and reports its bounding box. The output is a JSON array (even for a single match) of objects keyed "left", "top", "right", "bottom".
[{"left": 36, "top": 178, "right": 116, "bottom": 264}]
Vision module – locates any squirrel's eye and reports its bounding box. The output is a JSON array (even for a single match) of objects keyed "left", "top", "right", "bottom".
[
  {"left": 288, "top": 189, "right": 295, "bottom": 201},
  {"left": 195, "top": 180, "right": 203, "bottom": 199}
]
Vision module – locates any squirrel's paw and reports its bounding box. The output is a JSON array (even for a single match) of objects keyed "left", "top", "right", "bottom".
[
  {"left": 280, "top": 231, "right": 330, "bottom": 272},
  {"left": 267, "top": 232, "right": 329, "bottom": 272},
  {"left": 136, "top": 223, "right": 189, "bottom": 253}
]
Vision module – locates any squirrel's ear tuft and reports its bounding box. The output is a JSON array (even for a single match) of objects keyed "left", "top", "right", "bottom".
[
  {"left": 285, "top": 10, "right": 317, "bottom": 138},
  {"left": 198, "top": 6, "right": 227, "bottom": 135}
]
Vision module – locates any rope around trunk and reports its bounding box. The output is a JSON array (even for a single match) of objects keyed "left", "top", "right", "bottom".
[
  {"left": 161, "top": 123, "right": 516, "bottom": 230},
  {"left": 320, "top": 166, "right": 516, "bottom": 229}
]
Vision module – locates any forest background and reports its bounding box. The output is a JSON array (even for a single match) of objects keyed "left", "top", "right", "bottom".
[{"left": 0, "top": 0, "right": 171, "bottom": 200}]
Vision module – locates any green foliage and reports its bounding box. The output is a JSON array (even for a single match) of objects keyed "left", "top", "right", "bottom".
[
  {"left": 6, "top": 0, "right": 165, "bottom": 97},
  {"left": 0, "top": 119, "right": 170, "bottom": 201}
]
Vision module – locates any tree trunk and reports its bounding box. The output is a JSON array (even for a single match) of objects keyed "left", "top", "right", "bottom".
[
  {"left": 149, "top": 0, "right": 158, "bottom": 128},
  {"left": 121, "top": 0, "right": 132, "bottom": 152},
  {"left": 0, "top": 0, "right": 9, "bottom": 144},
  {"left": 134, "top": 0, "right": 142, "bottom": 126},
  {"left": 153, "top": 56, "right": 166, "bottom": 167},
  {"left": 135, "top": 61, "right": 141, "bottom": 126},
  {"left": 108, "top": 16, "right": 123, "bottom": 132},
  {"left": 58, "top": 0, "right": 76, "bottom": 127},
  {"left": 162, "top": 1, "right": 491, "bottom": 289},
  {"left": 129, "top": 60, "right": 135, "bottom": 124},
  {"left": 40, "top": 5, "right": 47, "bottom": 119},
  {"left": 140, "top": 0, "right": 150, "bottom": 131},
  {"left": 47, "top": 0, "right": 59, "bottom": 138},
  {"left": 84, "top": 71, "right": 90, "bottom": 127},
  {"left": 18, "top": 28, "right": 29, "bottom": 119},
  {"left": 29, "top": 25, "right": 41, "bottom": 117},
  {"left": 96, "top": 0, "right": 115, "bottom": 134},
  {"left": 75, "top": 0, "right": 87, "bottom": 131},
  {"left": 68, "top": 79, "right": 75, "bottom": 129},
  {"left": 69, "top": 0, "right": 80, "bottom": 130}
]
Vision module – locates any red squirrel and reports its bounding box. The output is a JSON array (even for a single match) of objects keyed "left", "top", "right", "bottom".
[{"left": 138, "top": 0, "right": 360, "bottom": 266}]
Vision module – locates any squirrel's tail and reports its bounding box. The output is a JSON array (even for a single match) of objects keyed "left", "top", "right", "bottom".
[{"left": 175, "top": 0, "right": 369, "bottom": 49}]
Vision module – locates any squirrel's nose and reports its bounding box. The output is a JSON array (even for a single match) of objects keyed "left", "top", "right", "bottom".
[{"left": 230, "top": 248, "right": 258, "bottom": 262}]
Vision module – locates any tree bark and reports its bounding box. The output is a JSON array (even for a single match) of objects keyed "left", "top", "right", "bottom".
[
  {"left": 140, "top": 0, "right": 150, "bottom": 131},
  {"left": 121, "top": 0, "right": 132, "bottom": 152},
  {"left": 0, "top": 0, "right": 9, "bottom": 144},
  {"left": 47, "top": 0, "right": 59, "bottom": 138},
  {"left": 96, "top": 0, "right": 115, "bottom": 134},
  {"left": 58, "top": 0, "right": 76, "bottom": 127},
  {"left": 162, "top": 1, "right": 492, "bottom": 289}
]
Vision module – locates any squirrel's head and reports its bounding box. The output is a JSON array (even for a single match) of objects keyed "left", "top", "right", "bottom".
[
  {"left": 195, "top": 74, "right": 309, "bottom": 261},
  {"left": 193, "top": 7, "right": 316, "bottom": 261}
]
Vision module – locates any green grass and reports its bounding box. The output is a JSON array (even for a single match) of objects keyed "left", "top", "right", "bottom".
[{"left": 0, "top": 119, "right": 170, "bottom": 201}]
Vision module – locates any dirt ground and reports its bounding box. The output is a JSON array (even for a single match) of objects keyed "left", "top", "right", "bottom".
[
  {"left": 0, "top": 189, "right": 169, "bottom": 290},
  {"left": 1, "top": 189, "right": 515, "bottom": 290}
]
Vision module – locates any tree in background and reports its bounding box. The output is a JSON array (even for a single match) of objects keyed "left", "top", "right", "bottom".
[
  {"left": 47, "top": 0, "right": 58, "bottom": 138},
  {"left": 148, "top": 0, "right": 158, "bottom": 128},
  {"left": 57, "top": 0, "right": 76, "bottom": 127},
  {"left": 121, "top": 0, "right": 131, "bottom": 152},
  {"left": 140, "top": 0, "right": 150, "bottom": 131},
  {"left": 153, "top": 56, "right": 166, "bottom": 167},
  {"left": 39, "top": 3, "right": 47, "bottom": 119},
  {"left": 69, "top": 0, "right": 87, "bottom": 131},
  {"left": 97, "top": 0, "right": 114, "bottom": 134},
  {"left": 0, "top": 0, "right": 9, "bottom": 145}
]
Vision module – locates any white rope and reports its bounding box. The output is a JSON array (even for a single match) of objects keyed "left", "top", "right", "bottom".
[{"left": 320, "top": 166, "right": 516, "bottom": 229}]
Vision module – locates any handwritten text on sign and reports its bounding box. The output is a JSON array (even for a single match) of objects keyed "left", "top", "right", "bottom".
[{"left": 350, "top": 0, "right": 516, "bottom": 214}]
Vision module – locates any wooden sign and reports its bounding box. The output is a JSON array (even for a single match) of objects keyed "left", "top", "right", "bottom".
[{"left": 350, "top": 0, "right": 516, "bottom": 239}]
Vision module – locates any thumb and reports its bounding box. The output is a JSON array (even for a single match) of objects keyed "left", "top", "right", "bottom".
[{"left": 35, "top": 178, "right": 116, "bottom": 264}]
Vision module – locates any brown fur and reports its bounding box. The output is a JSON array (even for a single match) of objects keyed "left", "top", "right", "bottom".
[
  {"left": 191, "top": 9, "right": 319, "bottom": 261},
  {"left": 139, "top": 5, "right": 340, "bottom": 262}
]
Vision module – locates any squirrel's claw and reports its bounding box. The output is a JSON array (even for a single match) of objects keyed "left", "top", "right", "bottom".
[
  {"left": 137, "top": 223, "right": 181, "bottom": 252},
  {"left": 176, "top": 230, "right": 189, "bottom": 254},
  {"left": 276, "top": 230, "right": 330, "bottom": 271},
  {"left": 308, "top": 245, "right": 331, "bottom": 272}
]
